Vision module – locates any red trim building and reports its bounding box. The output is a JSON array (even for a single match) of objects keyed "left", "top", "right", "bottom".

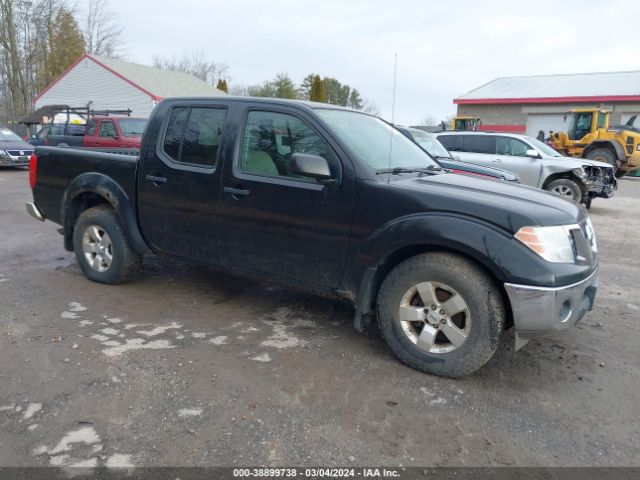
[
  {"left": 454, "top": 71, "right": 640, "bottom": 136},
  {"left": 34, "top": 54, "right": 225, "bottom": 118}
]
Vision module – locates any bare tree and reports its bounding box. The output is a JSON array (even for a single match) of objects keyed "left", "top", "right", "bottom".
[
  {"left": 81, "top": 0, "right": 124, "bottom": 57},
  {"left": 0, "top": 0, "right": 89, "bottom": 130},
  {"left": 0, "top": 0, "right": 43, "bottom": 126},
  {"left": 228, "top": 84, "right": 249, "bottom": 96},
  {"left": 152, "top": 51, "right": 228, "bottom": 86},
  {"left": 419, "top": 115, "right": 438, "bottom": 126},
  {"left": 362, "top": 99, "right": 380, "bottom": 116}
]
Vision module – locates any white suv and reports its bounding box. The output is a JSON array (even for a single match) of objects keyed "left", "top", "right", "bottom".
[{"left": 435, "top": 131, "right": 617, "bottom": 208}]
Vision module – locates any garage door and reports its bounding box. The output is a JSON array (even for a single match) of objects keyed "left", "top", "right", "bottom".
[
  {"left": 621, "top": 113, "right": 639, "bottom": 128},
  {"left": 526, "top": 114, "right": 569, "bottom": 138}
]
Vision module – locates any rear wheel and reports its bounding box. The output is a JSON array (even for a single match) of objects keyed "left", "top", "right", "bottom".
[
  {"left": 545, "top": 178, "right": 583, "bottom": 203},
  {"left": 377, "top": 252, "right": 504, "bottom": 378},
  {"left": 72, "top": 206, "right": 141, "bottom": 284}
]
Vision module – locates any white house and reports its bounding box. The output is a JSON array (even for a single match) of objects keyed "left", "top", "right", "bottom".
[{"left": 34, "top": 54, "right": 226, "bottom": 118}]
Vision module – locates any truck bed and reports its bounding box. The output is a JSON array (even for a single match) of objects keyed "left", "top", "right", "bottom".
[{"left": 33, "top": 146, "right": 139, "bottom": 225}]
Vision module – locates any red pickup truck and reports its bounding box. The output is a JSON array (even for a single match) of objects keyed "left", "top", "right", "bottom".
[
  {"left": 31, "top": 116, "right": 147, "bottom": 149},
  {"left": 83, "top": 116, "right": 147, "bottom": 148}
]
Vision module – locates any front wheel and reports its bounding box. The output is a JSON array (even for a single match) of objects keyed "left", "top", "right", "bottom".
[
  {"left": 72, "top": 206, "right": 141, "bottom": 284},
  {"left": 545, "top": 178, "right": 583, "bottom": 203},
  {"left": 377, "top": 252, "right": 505, "bottom": 378}
]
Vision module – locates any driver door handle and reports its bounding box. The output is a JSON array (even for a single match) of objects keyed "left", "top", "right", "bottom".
[
  {"left": 223, "top": 187, "right": 250, "bottom": 197},
  {"left": 493, "top": 158, "right": 503, "bottom": 163},
  {"left": 145, "top": 175, "right": 167, "bottom": 184}
]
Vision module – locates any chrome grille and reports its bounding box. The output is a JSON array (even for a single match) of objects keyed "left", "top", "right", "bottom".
[{"left": 7, "top": 150, "right": 33, "bottom": 157}]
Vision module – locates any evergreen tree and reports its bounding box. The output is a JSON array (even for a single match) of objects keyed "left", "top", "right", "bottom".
[
  {"left": 323, "top": 77, "right": 351, "bottom": 107},
  {"left": 300, "top": 73, "right": 315, "bottom": 100},
  {"left": 347, "top": 88, "right": 363, "bottom": 110},
  {"left": 248, "top": 73, "right": 298, "bottom": 99},
  {"left": 216, "top": 78, "right": 229, "bottom": 93},
  {"left": 309, "top": 74, "right": 326, "bottom": 103},
  {"left": 45, "top": 8, "right": 85, "bottom": 85}
]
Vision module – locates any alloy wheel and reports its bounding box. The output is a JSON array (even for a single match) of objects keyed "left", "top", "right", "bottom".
[
  {"left": 551, "top": 185, "right": 575, "bottom": 199},
  {"left": 82, "top": 225, "right": 113, "bottom": 272},
  {"left": 398, "top": 281, "right": 470, "bottom": 354}
]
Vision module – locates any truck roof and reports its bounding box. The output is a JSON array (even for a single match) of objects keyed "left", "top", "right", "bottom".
[{"left": 161, "top": 96, "right": 356, "bottom": 112}]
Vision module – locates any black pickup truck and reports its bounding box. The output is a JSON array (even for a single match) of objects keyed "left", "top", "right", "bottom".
[{"left": 26, "top": 97, "right": 599, "bottom": 377}]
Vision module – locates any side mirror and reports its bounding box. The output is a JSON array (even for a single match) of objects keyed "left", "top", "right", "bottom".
[
  {"left": 525, "top": 149, "right": 540, "bottom": 158},
  {"left": 290, "top": 153, "right": 333, "bottom": 183}
]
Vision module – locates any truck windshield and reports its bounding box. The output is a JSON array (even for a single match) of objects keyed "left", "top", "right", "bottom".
[
  {"left": 0, "top": 128, "right": 22, "bottom": 142},
  {"left": 118, "top": 119, "right": 147, "bottom": 137},
  {"left": 528, "top": 137, "right": 563, "bottom": 157},
  {"left": 316, "top": 109, "right": 439, "bottom": 171},
  {"left": 408, "top": 130, "right": 452, "bottom": 158}
]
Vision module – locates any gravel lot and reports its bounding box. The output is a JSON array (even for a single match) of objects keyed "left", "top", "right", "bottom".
[{"left": 1, "top": 168, "right": 639, "bottom": 467}]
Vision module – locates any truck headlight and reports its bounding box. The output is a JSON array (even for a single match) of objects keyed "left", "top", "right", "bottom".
[{"left": 514, "top": 225, "right": 576, "bottom": 263}]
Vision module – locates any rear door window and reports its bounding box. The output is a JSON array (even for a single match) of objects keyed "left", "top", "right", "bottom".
[
  {"left": 161, "top": 106, "right": 227, "bottom": 168},
  {"left": 461, "top": 135, "right": 494, "bottom": 154}
]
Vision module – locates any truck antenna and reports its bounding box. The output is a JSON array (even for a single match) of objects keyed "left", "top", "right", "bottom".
[{"left": 387, "top": 53, "right": 398, "bottom": 184}]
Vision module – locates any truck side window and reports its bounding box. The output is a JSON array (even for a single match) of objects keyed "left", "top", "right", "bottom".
[
  {"left": 162, "top": 107, "right": 227, "bottom": 168},
  {"left": 462, "top": 135, "right": 494, "bottom": 154},
  {"left": 99, "top": 121, "right": 116, "bottom": 138},
  {"left": 438, "top": 135, "right": 458, "bottom": 151},
  {"left": 496, "top": 137, "right": 529, "bottom": 157},
  {"left": 181, "top": 108, "right": 227, "bottom": 167},
  {"left": 240, "top": 111, "right": 329, "bottom": 181},
  {"left": 163, "top": 107, "right": 189, "bottom": 161},
  {"left": 86, "top": 121, "right": 96, "bottom": 136}
]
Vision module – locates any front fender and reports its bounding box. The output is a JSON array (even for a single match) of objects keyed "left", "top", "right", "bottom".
[
  {"left": 61, "top": 172, "right": 150, "bottom": 254},
  {"left": 351, "top": 213, "right": 512, "bottom": 284},
  {"left": 347, "top": 214, "right": 512, "bottom": 328},
  {"left": 347, "top": 213, "right": 595, "bottom": 330}
]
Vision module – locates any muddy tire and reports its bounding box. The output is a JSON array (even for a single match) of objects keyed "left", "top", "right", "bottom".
[
  {"left": 72, "top": 206, "right": 141, "bottom": 285},
  {"left": 377, "top": 252, "right": 504, "bottom": 378},
  {"left": 545, "top": 178, "right": 583, "bottom": 203}
]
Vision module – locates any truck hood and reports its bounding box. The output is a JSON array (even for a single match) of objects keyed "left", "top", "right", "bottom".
[
  {"left": 0, "top": 140, "right": 34, "bottom": 151},
  {"left": 393, "top": 172, "right": 584, "bottom": 233},
  {"left": 544, "top": 155, "right": 613, "bottom": 170}
]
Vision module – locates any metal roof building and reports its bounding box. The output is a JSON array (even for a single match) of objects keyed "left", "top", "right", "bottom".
[
  {"left": 34, "top": 54, "right": 226, "bottom": 118},
  {"left": 454, "top": 71, "right": 640, "bottom": 136}
]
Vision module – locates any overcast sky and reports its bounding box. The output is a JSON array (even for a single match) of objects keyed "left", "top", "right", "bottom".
[{"left": 108, "top": 0, "right": 640, "bottom": 125}]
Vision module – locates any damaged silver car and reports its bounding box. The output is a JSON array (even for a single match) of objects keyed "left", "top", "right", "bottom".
[{"left": 436, "top": 131, "right": 617, "bottom": 208}]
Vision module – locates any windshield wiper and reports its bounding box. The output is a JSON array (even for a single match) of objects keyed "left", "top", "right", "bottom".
[{"left": 376, "top": 165, "right": 442, "bottom": 175}]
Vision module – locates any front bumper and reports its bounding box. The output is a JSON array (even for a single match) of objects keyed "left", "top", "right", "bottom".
[
  {"left": 504, "top": 267, "right": 598, "bottom": 350},
  {"left": 585, "top": 172, "right": 617, "bottom": 198},
  {"left": 0, "top": 154, "right": 30, "bottom": 166},
  {"left": 26, "top": 202, "right": 45, "bottom": 221}
]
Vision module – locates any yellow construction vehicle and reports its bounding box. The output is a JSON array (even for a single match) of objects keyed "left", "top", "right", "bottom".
[
  {"left": 452, "top": 116, "right": 481, "bottom": 131},
  {"left": 550, "top": 109, "right": 640, "bottom": 177}
]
